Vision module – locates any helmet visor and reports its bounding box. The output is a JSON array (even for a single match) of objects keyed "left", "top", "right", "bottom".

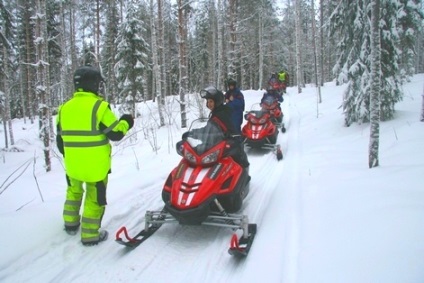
[{"left": 200, "top": 86, "right": 219, "bottom": 99}]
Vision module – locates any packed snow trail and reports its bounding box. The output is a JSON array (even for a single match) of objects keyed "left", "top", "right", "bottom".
[{"left": 0, "top": 89, "right": 302, "bottom": 283}]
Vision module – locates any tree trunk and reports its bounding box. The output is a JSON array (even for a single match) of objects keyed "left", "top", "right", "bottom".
[
  {"left": 95, "top": 0, "right": 100, "bottom": 58},
  {"left": 3, "top": 43, "right": 14, "bottom": 146},
  {"left": 21, "top": 0, "right": 36, "bottom": 124},
  {"left": 319, "top": 0, "right": 324, "bottom": 86},
  {"left": 157, "top": 0, "right": 167, "bottom": 100},
  {"left": 227, "top": 0, "right": 237, "bottom": 78},
  {"left": 311, "top": 0, "right": 321, "bottom": 104},
  {"left": 368, "top": 0, "right": 381, "bottom": 168},
  {"left": 258, "top": 1, "right": 264, "bottom": 89},
  {"left": 70, "top": 0, "right": 77, "bottom": 73},
  {"left": 151, "top": 0, "right": 165, "bottom": 126},
  {"left": 35, "top": 0, "right": 51, "bottom": 172},
  {"left": 177, "top": 0, "right": 188, "bottom": 128},
  {"left": 295, "top": 0, "right": 303, "bottom": 93},
  {"left": 217, "top": 0, "right": 224, "bottom": 88}
]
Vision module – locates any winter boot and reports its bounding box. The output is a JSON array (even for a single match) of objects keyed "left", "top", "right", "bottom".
[
  {"left": 82, "top": 230, "right": 109, "bottom": 246},
  {"left": 64, "top": 224, "right": 80, "bottom": 236}
]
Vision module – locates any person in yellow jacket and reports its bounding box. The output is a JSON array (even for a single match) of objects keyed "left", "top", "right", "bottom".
[
  {"left": 278, "top": 69, "right": 289, "bottom": 93},
  {"left": 56, "top": 65, "right": 134, "bottom": 246}
]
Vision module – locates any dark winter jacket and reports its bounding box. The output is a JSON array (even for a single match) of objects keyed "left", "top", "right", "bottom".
[
  {"left": 224, "top": 88, "right": 245, "bottom": 134},
  {"left": 209, "top": 103, "right": 237, "bottom": 136}
]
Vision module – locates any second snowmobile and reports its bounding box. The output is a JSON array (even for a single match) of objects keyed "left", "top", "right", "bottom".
[{"left": 116, "top": 119, "right": 257, "bottom": 256}]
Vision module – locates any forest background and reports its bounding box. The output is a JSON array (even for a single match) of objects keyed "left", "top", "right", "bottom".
[{"left": 0, "top": 0, "right": 423, "bottom": 171}]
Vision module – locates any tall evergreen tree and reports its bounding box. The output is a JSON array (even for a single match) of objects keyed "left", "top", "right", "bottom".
[
  {"left": 101, "top": 0, "right": 119, "bottom": 104},
  {"left": 114, "top": 1, "right": 149, "bottom": 116},
  {"left": 0, "top": 0, "right": 16, "bottom": 147},
  {"left": 397, "top": 0, "right": 424, "bottom": 79},
  {"left": 330, "top": 0, "right": 405, "bottom": 125},
  {"left": 17, "top": 0, "right": 36, "bottom": 123},
  {"left": 46, "top": 0, "right": 63, "bottom": 109}
]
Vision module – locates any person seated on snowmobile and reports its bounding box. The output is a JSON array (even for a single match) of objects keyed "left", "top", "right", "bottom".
[
  {"left": 182, "top": 86, "right": 249, "bottom": 169},
  {"left": 224, "top": 78, "right": 245, "bottom": 135},
  {"left": 261, "top": 86, "right": 283, "bottom": 106},
  {"left": 268, "top": 73, "right": 283, "bottom": 92}
]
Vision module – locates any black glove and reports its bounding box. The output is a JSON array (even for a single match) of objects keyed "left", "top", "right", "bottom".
[
  {"left": 182, "top": 131, "right": 189, "bottom": 140},
  {"left": 119, "top": 114, "right": 134, "bottom": 130}
]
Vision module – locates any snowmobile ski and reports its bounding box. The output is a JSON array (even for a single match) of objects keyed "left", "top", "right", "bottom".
[
  {"left": 115, "top": 224, "right": 162, "bottom": 248},
  {"left": 228, "top": 223, "right": 257, "bottom": 257}
]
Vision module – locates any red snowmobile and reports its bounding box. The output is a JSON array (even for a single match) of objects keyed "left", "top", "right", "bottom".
[
  {"left": 115, "top": 119, "right": 256, "bottom": 257},
  {"left": 260, "top": 95, "right": 286, "bottom": 133},
  {"left": 242, "top": 102, "right": 283, "bottom": 161}
]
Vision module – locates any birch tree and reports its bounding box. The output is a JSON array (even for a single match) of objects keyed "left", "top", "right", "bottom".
[
  {"left": 227, "top": 0, "right": 237, "bottom": 78},
  {"left": 258, "top": 1, "right": 264, "bottom": 88},
  {"left": 310, "top": 0, "right": 321, "bottom": 104},
  {"left": 157, "top": 0, "right": 167, "bottom": 98},
  {"left": 369, "top": 0, "right": 381, "bottom": 168},
  {"left": 294, "top": 0, "right": 303, "bottom": 93},
  {"left": 34, "top": 0, "right": 51, "bottom": 172},
  {"left": 216, "top": 0, "right": 224, "bottom": 89},
  {"left": 177, "top": 0, "right": 189, "bottom": 128}
]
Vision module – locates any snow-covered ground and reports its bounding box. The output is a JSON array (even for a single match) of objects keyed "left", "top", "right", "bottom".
[{"left": 0, "top": 75, "right": 423, "bottom": 283}]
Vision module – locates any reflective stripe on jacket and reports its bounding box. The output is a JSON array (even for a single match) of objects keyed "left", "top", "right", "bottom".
[{"left": 57, "top": 91, "right": 129, "bottom": 182}]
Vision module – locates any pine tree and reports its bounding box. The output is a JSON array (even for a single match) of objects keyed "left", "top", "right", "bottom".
[
  {"left": 0, "top": 0, "right": 15, "bottom": 147},
  {"left": 114, "top": 1, "right": 149, "bottom": 116},
  {"left": 17, "top": 0, "right": 36, "bottom": 124},
  {"left": 101, "top": 0, "right": 119, "bottom": 104},
  {"left": 46, "top": 0, "right": 62, "bottom": 109},
  {"left": 397, "top": 0, "right": 424, "bottom": 79},
  {"left": 330, "top": 0, "right": 405, "bottom": 125}
]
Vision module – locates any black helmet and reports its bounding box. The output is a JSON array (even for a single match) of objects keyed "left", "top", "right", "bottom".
[
  {"left": 200, "top": 86, "right": 224, "bottom": 107},
  {"left": 227, "top": 78, "right": 237, "bottom": 87},
  {"left": 73, "top": 66, "right": 104, "bottom": 94}
]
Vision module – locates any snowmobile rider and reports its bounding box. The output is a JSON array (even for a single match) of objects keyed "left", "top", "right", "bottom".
[
  {"left": 277, "top": 69, "right": 289, "bottom": 93},
  {"left": 261, "top": 86, "right": 283, "bottom": 111},
  {"left": 56, "top": 65, "right": 134, "bottom": 246},
  {"left": 224, "top": 79, "right": 245, "bottom": 135},
  {"left": 268, "top": 73, "right": 282, "bottom": 92},
  {"left": 182, "top": 86, "right": 249, "bottom": 169}
]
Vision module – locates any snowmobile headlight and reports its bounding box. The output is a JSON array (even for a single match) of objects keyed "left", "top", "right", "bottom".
[
  {"left": 258, "top": 118, "right": 267, "bottom": 124},
  {"left": 201, "top": 149, "right": 220, "bottom": 164},
  {"left": 184, "top": 151, "right": 196, "bottom": 163}
]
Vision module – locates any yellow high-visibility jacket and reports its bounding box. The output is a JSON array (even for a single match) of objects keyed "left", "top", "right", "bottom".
[
  {"left": 56, "top": 91, "right": 130, "bottom": 182},
  {"left": 278, "top": 72, "right": 287, "bottom": 82}
]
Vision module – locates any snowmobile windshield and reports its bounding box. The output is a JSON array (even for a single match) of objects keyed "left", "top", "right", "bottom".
[{"left": 186, "top": 119, "right": 225, "bottom": 155}]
